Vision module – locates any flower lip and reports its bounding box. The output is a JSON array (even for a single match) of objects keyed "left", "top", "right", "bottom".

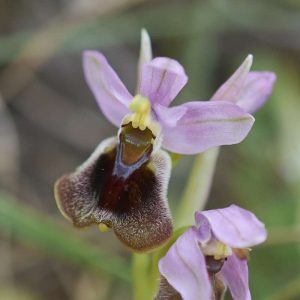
[{"left": 55, "top": 136, "right": 173, "bottom": 252}]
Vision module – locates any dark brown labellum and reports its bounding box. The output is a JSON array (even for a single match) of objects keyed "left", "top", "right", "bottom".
[{"left": 55, "top": 124, "right": 173, "bottom": 252}]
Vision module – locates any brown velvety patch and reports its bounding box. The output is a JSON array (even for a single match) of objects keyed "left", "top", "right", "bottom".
[
  {"left": 55, "top": 164, "right": 104, "bottom": 228},
  {"left": 111, "top": 151, "right": 173, "bottom": 252},
  {"left": 55, "top": 135, "right": 172, "bottom": 252}
]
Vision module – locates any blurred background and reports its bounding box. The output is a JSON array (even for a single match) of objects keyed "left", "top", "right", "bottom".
[{"left": 0, "top": 0, "right": 300, "bottom": 299}]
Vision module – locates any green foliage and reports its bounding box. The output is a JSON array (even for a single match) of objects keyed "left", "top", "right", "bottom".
[{"left": 0, "top": 191, "right": 131, "bottom": 283}]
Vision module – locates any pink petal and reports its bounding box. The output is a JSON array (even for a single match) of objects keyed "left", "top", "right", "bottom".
[
  {"left": 194, "top": 211, "right": 213, "bottom": 243},
  {"left": 154, "top": 103, "right": 187, "bottom": 127},
  {"left": 137, "top": 29, "right": 153, "bottom": 90},
  {"left": 218, "top": 254, "right": 251, "bottom": 300},
  {"left": 83, "top": 51, "right": 132, "bottom": 126},
  {"left": 155, "top": 101, "right": 254, "bottom": 154},
  {"left": 211, "top": 55, "right": 253, "bottom": 102},
  {"left": 237, "top": 72, "right": 276, "bottom": 114},
  {"left": 196, "top": 205, "right": 267, "bottom": 248},
  {"left": 138, "top": 29, "right": 152, "bottom": 72},
  {"left": 139, "top": 57, "right": 188, "bottom": 107},
  {"left": 159, "top": 228, "right": 212, "bottom": 300}
]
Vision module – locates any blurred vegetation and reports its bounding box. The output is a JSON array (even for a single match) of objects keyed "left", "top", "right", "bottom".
[{"left": 0, "top": 0, "right": 300, "bottom": 299}]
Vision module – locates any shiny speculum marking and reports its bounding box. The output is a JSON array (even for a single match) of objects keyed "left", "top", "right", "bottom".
[
  {"left": 90, "top": 122, "right": 156, "bottom": 214},
  {"left": 119, "top": 122, "right": 154, "bottom": 167}
]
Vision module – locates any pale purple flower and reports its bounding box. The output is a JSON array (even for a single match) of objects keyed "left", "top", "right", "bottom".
[
  {"left": 82, "top": 52, "right": 255, "bottom": 156},
  {"left": 157, "top": 205, "right": 267, "bottom": 300},
  {"left": 54, "top": 30, "right": 274, "bottom": 252},
  {"left": 82, "top": 33, "right": 275, "bottom": 154}
]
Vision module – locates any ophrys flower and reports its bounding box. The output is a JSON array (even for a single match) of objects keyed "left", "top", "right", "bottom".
[
  {"left": 54, "top": 30, "right": 273, "bottom": 252},
  {"left": 157, "top": 205, "right": 267, "bottom": 300}
]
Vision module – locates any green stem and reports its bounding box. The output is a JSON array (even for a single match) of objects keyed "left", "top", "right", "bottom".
[
  {"left": 132, "top": 149, "right": 220, "bottom": 297},
  {"left": 176, "top": 147, "right": 220, "bottom": 227},
  {"left": 132, "top": 253, "right": 152, "bottom": 300}
]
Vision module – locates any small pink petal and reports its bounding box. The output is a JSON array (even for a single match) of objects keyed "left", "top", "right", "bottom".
[
  {"left": 196, "top": 205, "right": 267, "bottom": 248},
  {"left": 237, "top": 71, "right": 276, "bottom": 114},
  {"left": 218, "top": 253, "right": 251, "bottom": 300},
  {"left": 159, "top": 228, "right": 212, "bottom": 300},
  {"left": 155, "top": 101, "right": 254, "bottom": 154},
  {"left": 83, "top": 51, "right": 132, "bottom": 127},
  {"left": 211, "top": 55, "right": 253, "bottom": 102},
  {"left": 138, "top": 29, "right": 152, "bottom": 70},
  {"left": 137, "top": 29, "right": 153, "bottom": 89},
  {"left": 139, "top": 57, "right": 188, "bottom": 107},
  {"left": 194, "top": 211, "right": 213, "bottom": 243}
]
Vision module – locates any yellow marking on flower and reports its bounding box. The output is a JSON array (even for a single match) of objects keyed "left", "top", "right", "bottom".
[
  {"left": 99, "top": 223, "right": 109, "bottom": 232},
  {"left": 129, "top": 95, "right": 151, "bottom": 131},
  {"left": 213, "top": 241, "right": 232, "bottom": 260}
]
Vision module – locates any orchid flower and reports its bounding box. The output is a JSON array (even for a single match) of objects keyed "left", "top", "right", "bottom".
[
  {"left": 54, "top": 30, "right": 274, "bottom": 252},
  {"left": 157, "top": 205, "right": 267, "bottom": 300}
]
